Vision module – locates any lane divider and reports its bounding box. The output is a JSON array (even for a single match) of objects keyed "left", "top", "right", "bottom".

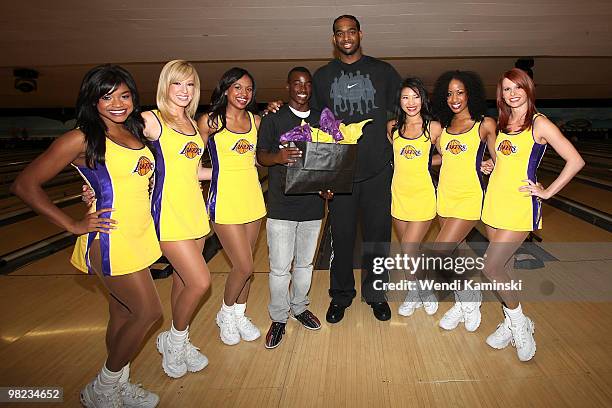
[
  {"left": 0, "top": 194, "right": 84, "bottom": 227},
  {"left": 547, "top": 194, "right": 612, "bottom": 232}
]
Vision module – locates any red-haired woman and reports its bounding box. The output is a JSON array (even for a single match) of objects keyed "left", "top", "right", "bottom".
[{"left": 481, "top": 68, "right": 584, "bottom": 361}]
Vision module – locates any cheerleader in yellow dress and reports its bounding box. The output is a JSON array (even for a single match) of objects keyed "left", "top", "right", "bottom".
[
  {"left": 12, "top": 65, "right": 161, "bottom": 407},
  {"left": 84, "top": 61, "right": 213, "bottom": 379},
  {"left": 197, "top": 67, "right": 266, "bottom": 346},
  {"left": 431, "top": 70, "right": 497, "bottom": 333},
  {"left": 387, "top": 77, "right": 442, "bottom": 318},
  {"left": 144, "top": 61, "right": 212, "bottom": 379},
  {"left": 481, "top": 68, "right": 584, "bottom": 361}
]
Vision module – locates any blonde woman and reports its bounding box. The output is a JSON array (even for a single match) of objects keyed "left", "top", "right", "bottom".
[
  {"left": 85, "top": 60, "right": 212, "bottom": 379},
  {"left": 146, "top": 60, "right": 212, "bottom": 379}
]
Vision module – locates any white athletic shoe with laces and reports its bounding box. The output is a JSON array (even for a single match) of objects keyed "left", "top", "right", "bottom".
[
  {"left": 398, "top": 290, "right": 421, "bottom": 317},
  {"left": 486, "top": 317, "right": 512, "bottom": 349},
  {"left": 80, "top": 380, "right": 124, "bottom": 408},
  {"left": 439, "top": 302, "right": 464, "bottom": 330},
  {"left": 156, "top": 331, "right": 187, "bottom": 378},
  {"left": 215, "top": 310, "right": 241, "bottom": 345},
  {"left": 184, "top": 338, "right": 209, "bottom": 372},
  {"left": 119, "top": 381, "right": 159, "bottom": 408},
  {"left": 235, "top": 315, "right": 261, "bottom": 341},
  {"left": 461, "top": 305, "right": 481, "bottom": 332},
  {"left": 420, "top": 291, "right": 439, "bottom": 315},
  {"left": 510, "top": 317, "right": 536, "bottom": 361},
  {"left": 457, "top": 290, "right": 482, "bottom": 332}
]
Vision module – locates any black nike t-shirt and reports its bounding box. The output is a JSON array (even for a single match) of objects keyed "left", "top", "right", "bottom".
[
  {"left": 311, "top": 55, "right": 401, "bottom": 182},
  {"left": 257, "top": 105, "right": 325, "bottom": 221}
]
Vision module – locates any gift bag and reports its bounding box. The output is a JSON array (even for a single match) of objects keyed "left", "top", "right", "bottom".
[{"left": 280, "top": 141, "right": 357, "bottom": 194}]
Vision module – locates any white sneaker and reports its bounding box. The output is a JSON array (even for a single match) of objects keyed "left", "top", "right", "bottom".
[
  {"left": 398, "top": 290, "right": 421, "bottom": 317},
  {"left": 510, "top": 317, "right": 536, "bottom": 361},
  {"left": 156, "top": 331, "right": 187, "bottom": 378},
  {"left": 461, "top": 305, "right": 481, "bottom": 332},
  {"left": 215, "top": 310, "right": 240, "bottom": 345},
  {"left": 80, "top": 380, "right": 123, "bottom": 408},
  {"left": 184, "top": 338, "right": 209, "bottom": 372},
  {"left": 235, "top": 315, "right": 261, "bottom": 341},
  {"left": 457, "top": 290, "right": 482, "bottom": 332},
  {"left": 119, "top": 381, "right": 159, "bottom": 408},
  {"left": 439, "top": 302, "right": 464, "bottom": 330},
  {"left": 486, "top": 318, "right": 512, "bottom": 350},
  {"left": 420, "top": 291, "right": 439, "bottom": 315}
]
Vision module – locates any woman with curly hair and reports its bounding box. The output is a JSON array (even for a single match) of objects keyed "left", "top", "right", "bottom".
[{"left": 431, "top": 70, "right": 496, "bottom": 333}]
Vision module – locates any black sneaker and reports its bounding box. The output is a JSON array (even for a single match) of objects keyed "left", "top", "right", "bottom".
[
  {"left": 265, "top": 322, "right": 286, "bottom": 349},
  {"left": 369, "top": 302, "right": 391, "bottom": 321},
  {"left": 293, "top": 310, "right": 322, "bottom": 330}
]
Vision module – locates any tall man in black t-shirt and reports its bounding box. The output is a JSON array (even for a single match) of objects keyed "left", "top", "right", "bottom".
[
  {"left": 311, "top": 15, "right": 401, "bottom": 323},
  {"left": 257, "top": 67, "right": 328, "bottom": 349}
]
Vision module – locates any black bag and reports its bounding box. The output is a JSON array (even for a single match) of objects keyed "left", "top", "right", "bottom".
[{"left": 280, "top": 141, "right": 357, "bottom": 194}]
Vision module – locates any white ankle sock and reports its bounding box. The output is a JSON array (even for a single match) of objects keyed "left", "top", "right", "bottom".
[
  {"left": 96, "top": 363, "right": 122, "bottom": 392},
  {"left": 504, "top": 303, "right": 526, "bottom": 326},
  {"left": 118, "top": 363, "right": 130, "bottom": 384},
  {"left": 170, "top": 322, "right": 188, "bottom": 346},
  {"left": 222, "top": 301, "right": 234, "bottom": 314},
  {"left": 234, "top": 303, "right": 246, "bottom": 318}
]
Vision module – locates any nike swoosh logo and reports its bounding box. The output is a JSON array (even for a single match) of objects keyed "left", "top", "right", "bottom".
[{"left": 347, "top": 83, "right": 358, "bottom": 89}]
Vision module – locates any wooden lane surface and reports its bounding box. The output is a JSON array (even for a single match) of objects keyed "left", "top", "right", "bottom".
[
  {"left": 1, "top": 211, "right": 612, "bottom": 407},
  {"left": 1, "top": 260, "right": 611, "bottom": 406},
  {"left": 535, "top": 205, "right": 611, "bottom": 242},
  {"left": 538, "top": 173, "right": 612, "bottom": 214},
  {"left": 0, "top": 181, "right": 84, "bottom": 214},
  {"left": 0, "top": 203, "right": 87, "bottom": 255}
]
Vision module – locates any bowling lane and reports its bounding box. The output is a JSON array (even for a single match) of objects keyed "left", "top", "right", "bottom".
[
  {"left": 0, "top": 181, "right": 85, "bottom": 214},
  {"left": 538, "top": 171, "right": 612, "bottom": 214},
  {"left": 0, "top": 203, "right": 87, "bottom": 255}
]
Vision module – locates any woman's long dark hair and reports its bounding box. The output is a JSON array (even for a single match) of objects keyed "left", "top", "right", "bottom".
[
  {"left": 208, "top": 67, "right": 257, "bottom": 135},
  {"left": 75, "top": 64, "right": 146, "bottom": 169},
  {"left": 431, "top": 70, "right": 488, "bottom": 128},
  {"left": 392, "top": 77, "right": 434, "bottom": 140}
]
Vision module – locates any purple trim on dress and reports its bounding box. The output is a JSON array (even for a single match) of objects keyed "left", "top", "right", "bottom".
[
  {"left": 527, "top": 142, "right": 547, "bottom": 230},
  {"left": 475, "top": 141, "right": 486, "bottom": 191},
  {"left": 207, "top": 135, "right": 220, "bottom": 223},
  {"left": 427, "top": 142, "right": 437, "bottom": 191},
  {"left": 150, "top": 139, "right": 165, "bottom": 239},
  {"left": 77, "top": 164, "right": 114, "bottom": 276},
  {"left": 76, "top": 166, "right": 99, "bottom": 274},
  {"left": 85, "top": 229, "right": 96, "bottom": 274}
]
